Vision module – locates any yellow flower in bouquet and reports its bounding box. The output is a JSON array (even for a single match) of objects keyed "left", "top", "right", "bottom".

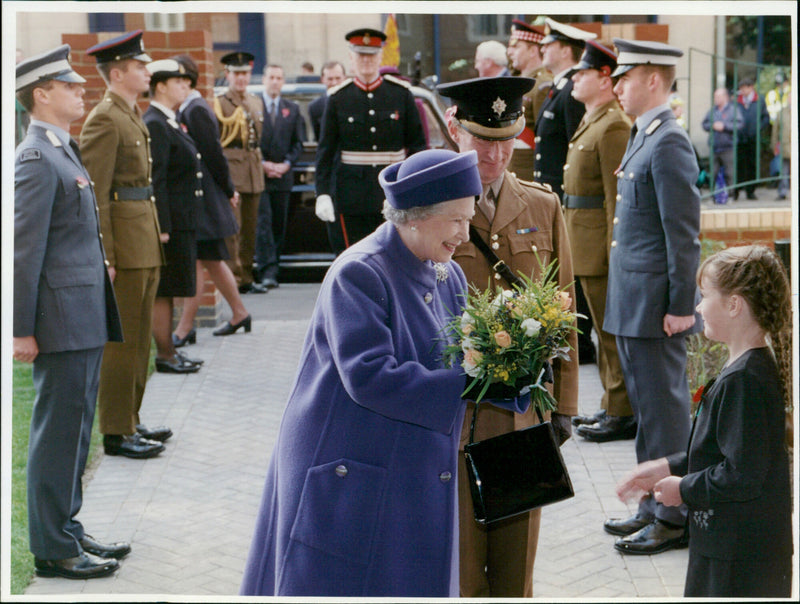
[{"left": 442, "top": 258, "right": 580, "bottom": 413}]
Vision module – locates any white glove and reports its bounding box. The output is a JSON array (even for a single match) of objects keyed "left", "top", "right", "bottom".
[{"left": 315, "top": 194, "right": 336, "bottom": 222}]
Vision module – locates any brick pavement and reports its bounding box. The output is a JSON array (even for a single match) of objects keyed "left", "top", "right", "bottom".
[{"left": 25, "top": 283, "right": 689, "bottom": 599}]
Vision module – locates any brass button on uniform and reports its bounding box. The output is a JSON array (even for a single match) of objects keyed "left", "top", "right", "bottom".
[
  {"left": 491, "top": 234, "right": 499, "bottom": 241},
  {"left": 491, "top": 242, "right": 500, "bottom": 250},
  {"left": 424, "top": 292, "right": 433, "bottom": 304},
  {"left": 335, "top": 465, "right": 348, "bottom": 478},
  {"left": 439, "top": 471, "right": 452, "bottom": 483},
  {"left": 611, "top": 240, "right": 617, "bottom": 247},
  {"left": 613, "top": 217, "right": 619, "bottom": 224}
]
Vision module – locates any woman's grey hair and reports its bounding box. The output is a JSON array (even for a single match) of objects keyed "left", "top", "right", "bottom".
[{"left": 382, "top": 200, "right": 451, "bottom": 225}]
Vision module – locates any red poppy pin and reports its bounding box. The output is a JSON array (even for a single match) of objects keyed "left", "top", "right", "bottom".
[
  {"left": 180, "top": 123, "right": 188, "bottom": 133},
  {"left": 390, "top": 110, "right": 400, "bottom": 120},
  {"left": 692, "top": 384, "right": 705, "bottom": 404},
  {"left": 76, "top": 176, "right": 89, "bottom": 189},
  {"left": 281, "top": 107, "right": 290, "bottom": 118}
]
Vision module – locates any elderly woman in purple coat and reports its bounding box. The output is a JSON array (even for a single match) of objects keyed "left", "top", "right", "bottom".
[{"left": 240, "top": 149, "right": 529, "bottom": 597}]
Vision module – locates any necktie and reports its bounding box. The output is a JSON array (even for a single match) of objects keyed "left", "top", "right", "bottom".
[
  {"left": 478, "top": 188, "right": 496, "bottom": 222},
  {"left": 69, "top": 139, "right": 82, "bottom": 162},
  {"left": 269, "top": 100, "right": 277, "bottom": 124}
]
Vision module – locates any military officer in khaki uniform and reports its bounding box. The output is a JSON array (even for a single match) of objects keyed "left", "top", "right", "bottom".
[
  {"left": 563, "top": 41, "right": 636, "bottom": 443},
  {"left": 439, "top": 76, "right": 578, "bottom": 598},
  {"left": 80, "top": 30, "right": 169, "bottom": 459},
  {"left": 214, "top": 51, "right": 267, "bottom": 293},
  {"left": 506, "top": 19, "right": 552, "bottom": 180}
]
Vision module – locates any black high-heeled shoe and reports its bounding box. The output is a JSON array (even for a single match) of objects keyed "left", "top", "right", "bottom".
[
  {"left": 212, "top": 315, "right": 252, "bottom": 336},
  {"left": 172, "top": 328, "right": 197, "bottom": 348}
]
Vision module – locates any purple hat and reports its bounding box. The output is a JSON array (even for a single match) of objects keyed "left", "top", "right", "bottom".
[{"left": 379, "top": 149, "right": 482, "bottom": 210}]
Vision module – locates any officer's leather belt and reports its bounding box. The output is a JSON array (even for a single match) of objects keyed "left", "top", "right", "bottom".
[
  {"left": 562, "top": 194, "right": 604, "bottom": 209},
  {"left": 340, "top": 149, "right": 407, "bottom": 166},
  {"left": 112, "top": 186, "right": 154, "bottom": 201}
]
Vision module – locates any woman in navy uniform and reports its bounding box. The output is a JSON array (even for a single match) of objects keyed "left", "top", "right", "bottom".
[
  {"left": 143, "top": 59, "right": 203, "bottom": 373},
  {"left": 315, "top": 28, "right": 426, "bottom": 251}
]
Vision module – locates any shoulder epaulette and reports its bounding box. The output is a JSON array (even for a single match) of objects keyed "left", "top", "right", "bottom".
[
  {"left": 328, "top": 78, "right": 353, "bottom": 96},
  {"left": 384, "top": 74, "right": 412, "bottom": 88},
  {"left": 517, "top": 178, "right": 553, "bottom": 193}
]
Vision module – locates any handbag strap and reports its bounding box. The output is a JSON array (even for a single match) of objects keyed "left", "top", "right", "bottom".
[
  {"left": 469, "top": 226, "right": 525, "bottom": 290},
  {"left": 468, "top": 400, "right": 546, "bottom": 445}
]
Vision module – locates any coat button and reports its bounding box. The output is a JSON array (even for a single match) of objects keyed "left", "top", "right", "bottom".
[
  {"left": 628, "top": 172, "right": 634, "bottom": 179},
  {"left": 369, "top": 109, "right": 375, "bottom": 115},
  {"left": 563, "top": 164, "right": 570, "bottom": 171},
  {"left": 196, "top": 172, "right": 203, "bottom": 178},
  {"left": 494, "top": 272, "right": 501, "bottom": 280},
  {"left": 197, "top": 153, "right": 202, "bottom": 160},
  {"left": 424, "top": 292, "right": 433, "bottom": 304},
  {"left": 611, "top": 240, "right": 617, "bottom": 247},
  {"left": 148, "top": 157, "right": 153, "bottom": 163},
  {"left": 348, "top": 117, "right": 354, "bottom": 123},
  {"left": 613, "top": 216, "right": 619, "bottom": 224},
  {"left": 439, "top": 471, "right": 452, "bottom": 483},
  {"left": 491, "top": 234, "right": 498, "bottom": 241},
  {"left": 535, "top": 153, "right": 541, "bottom": 160},
  {"left": 151, "top": 196, "right": 156, "bottom": 202},
  {"left": 616, "top": 194, "right": 622, "bottom": 201},
  {"left": 616, "top": 171, "right": 622, "bottom": 178},
  {"left": 568, "top": 142, "right": 573, "bottom": 149},
  {"left": 534, "top": 136, "right": 541, "bottom": 143},
  {"left": 136, "top": 140, "right": 141, "bottom": 146},
  {"left": 370, "top": 126, "right": 376, "bottom": 133},
  {"left": 578, "top": 144, "right": 584, "bottom": 150},
  {"left": 104, "top": 259, "right": 110, "bottom": 266},
  {"left": 335, "top": 464, "right": 348, "bottom": 478},
  {"left": 367, "top": 92, "right": 374, "bottom": 99},
  {"left": 372, "top": 145, "right": 378, "bottom": 150},
  {"left": 491, "top": 242, "right": 500, "bottom": 250}
]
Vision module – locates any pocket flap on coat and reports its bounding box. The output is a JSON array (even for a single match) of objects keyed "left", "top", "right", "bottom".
[{"left": 45, "top": 266, "right": 99, "bottom": 288}]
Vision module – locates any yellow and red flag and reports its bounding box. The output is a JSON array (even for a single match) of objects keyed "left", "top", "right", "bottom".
[{"left": 381, "top": 14, "right": 400, "bottom": 68}]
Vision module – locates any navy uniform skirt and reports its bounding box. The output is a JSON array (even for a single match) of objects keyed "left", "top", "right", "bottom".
[{"left": 156, "top": 230, "right": 197, "bottom": 297}]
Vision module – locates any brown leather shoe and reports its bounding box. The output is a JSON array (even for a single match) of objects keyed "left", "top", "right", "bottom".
[
  {"left": 35, "top": 552, "right": 118, "bottom": 579},
  {"left": 603, "top": 513, "right": 652, "bottom": 536},
  {"left": 614, "top": 519, "right": 688, "bottom": 555}
]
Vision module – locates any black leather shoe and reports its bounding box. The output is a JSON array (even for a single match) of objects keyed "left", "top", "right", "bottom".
[
  {"left": 176, "top": 350, "right": 203, "bottom": 366},
  {"left": 155, "top": 354, "right": 201, "bottom": 374},
  {"left": 576, "top": 415, "right": 637, "bottom": 442},
  {"left": 614, "top": 519, "right": 687, "bottom": 555},
  {"left": 104, "top": 433, "right": 164, "bottom": 459},
  {"left": 604, "top": 513, "right": 652, "bottom": 536},
  {"left": 172, "top": 328, "right": 196, "bottom": 348},
  {"left": 571, "top": 409, "right": 606, "bottom": 427},
  {"left": 213, "top": 314, "right": 252, "bottom": 336},
  {"left": 579, "top": 344, "right": 597, "bottom": 365},
  {"left": 260, "top": 276, "right": 279, "bottom": 289},
  {"left": 79, "top": 535, "right": 131, "bottom": 559},
  {"left": 35, "top": 552, "right": 118, "bottom": 579},
  {"left": 136, "top": 424, "right": 172, "bottom": 442}
]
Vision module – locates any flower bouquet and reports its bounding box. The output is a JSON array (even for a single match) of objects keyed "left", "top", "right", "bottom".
[{"left": 442, "top": 259, "right": 580, "bottom": 415}]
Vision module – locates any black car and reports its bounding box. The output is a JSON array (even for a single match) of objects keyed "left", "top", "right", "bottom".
[{"left": 214, "top": 81, "right": 456, "bottom": 281}]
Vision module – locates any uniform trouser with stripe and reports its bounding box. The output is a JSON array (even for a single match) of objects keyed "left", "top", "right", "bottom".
[
  {"left": 97, "top": 266, "right": 159, "bottom": 435},
  {"left": 579, "top": 274, "right": 633, "bottom": 417},
  {"left": 28, "top": 346, "right": 104, "bottom": 559},
  {"left": 616, "top": 334, "right": 691, "bottom": 526}
]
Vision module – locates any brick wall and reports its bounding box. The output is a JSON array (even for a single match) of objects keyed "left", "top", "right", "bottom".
[{"left": 700, "top": 208, "right": 792, "bottom": 249}]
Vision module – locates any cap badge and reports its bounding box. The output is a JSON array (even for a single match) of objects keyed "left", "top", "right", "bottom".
[
  {"left": 492, "top": 97, "right": 507, "bottom": 118},
  {"left": 363, "top": 33, "right": 371, "bottom": 45}
]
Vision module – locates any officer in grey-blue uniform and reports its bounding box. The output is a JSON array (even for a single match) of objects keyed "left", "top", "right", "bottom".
[
  {"left": 602, "top": 39, "right": 702, "bottom": 556},
  {"left": 14, "top": 45, "right": 128, "bottom": 580}
]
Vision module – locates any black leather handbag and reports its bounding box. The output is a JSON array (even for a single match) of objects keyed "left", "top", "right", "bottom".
[{"left": 464, "top": 402, "right": 574, "bottom": 524}]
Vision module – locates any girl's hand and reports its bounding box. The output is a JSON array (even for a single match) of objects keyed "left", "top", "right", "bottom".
[
  {"left": 653, "top": 476, "right": 683, "bottom": 507},
  {"left": 616, "top": 458, "right": 671, "bottom": 503}
]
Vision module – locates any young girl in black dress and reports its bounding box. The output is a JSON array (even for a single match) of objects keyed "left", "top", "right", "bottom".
[{"left": 616, "top": 244, "right": 793, "bottom": 597}]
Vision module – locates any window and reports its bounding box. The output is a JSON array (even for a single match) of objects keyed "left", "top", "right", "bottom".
[
  {"left": 144, "top": 13, "right": 185, "bottom": 32},
  {"left": 467, "top": 14, "right": 514, "bottom": 41}
]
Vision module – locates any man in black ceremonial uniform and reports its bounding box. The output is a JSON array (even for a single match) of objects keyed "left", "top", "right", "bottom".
[{"left": 315, "top": 27, "right": 426, "bottom": 252}]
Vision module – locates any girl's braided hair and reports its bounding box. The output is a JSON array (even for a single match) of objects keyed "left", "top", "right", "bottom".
[{"left": 697, "top": 245, "right": 793, "bottom": 412}]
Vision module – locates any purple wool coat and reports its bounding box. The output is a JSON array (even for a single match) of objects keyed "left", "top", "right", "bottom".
[{"left": 240, "top": 222, "right": 525, "bottom": 596}]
